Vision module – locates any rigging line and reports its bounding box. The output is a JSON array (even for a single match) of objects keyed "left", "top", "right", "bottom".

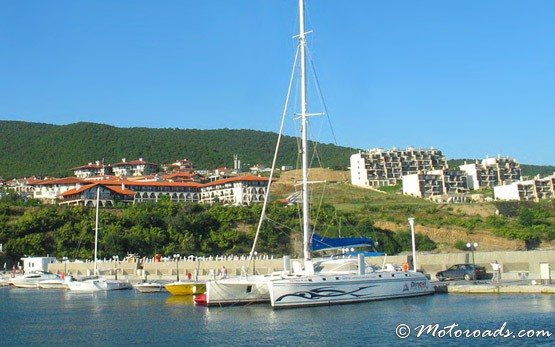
[
  {"left": 310, "top": 173, "right": 328, "bottom": 237},
  {"left": 306, "top": 47, "right": 339, "bottom": 146},
  {"left": 249, "top": 45, "right": 300, "bottom": 262},
  {"left": 265, "top": 217, "right": 298, "bottom": 234}
]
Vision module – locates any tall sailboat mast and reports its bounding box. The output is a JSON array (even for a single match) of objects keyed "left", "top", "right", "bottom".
[
  {"left": 299, "top": 0, "right": 311, "bottom": 262},
  {"left": 94, "top": 186, "right": 100, "bottom": 275}
]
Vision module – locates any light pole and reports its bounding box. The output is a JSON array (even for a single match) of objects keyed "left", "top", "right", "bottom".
[
  {"left": 466, "top": 242, "right": 478, "bottom": 283},
  {"left": 253, "top": 251, "right": 258, "bottom": 275},
  {"left": 112, "top": 255, "right": 119, "bottom": 280},
  {"left": 408, "top": 218, "right": 417, "bottom": 272},
  {"left": 62, "top": 256, "right": 68, "bottom": 277},
  {"left": 173, "top": 254, "right": 180, "bottom": 281}
]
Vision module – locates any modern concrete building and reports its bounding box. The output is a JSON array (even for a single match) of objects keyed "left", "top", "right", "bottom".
[
  {"left": 460, "top": 156, "right": 521, "bottom": 189},
  {"left": 351, "top": 147, "right": 447, "bottom": 187},
  {"left": 402, "top": 169, "right": 470, "bottom": 202},
  {"left": 494, "top": 175, "right": 555, "bottom": 201}
]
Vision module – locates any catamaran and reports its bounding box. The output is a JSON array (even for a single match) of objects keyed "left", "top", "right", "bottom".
[
  {"left": 266, "top": 0, "right": 434, "bottom": 308},
  {"left": 202, "top": 0, "right": 434, "bottom": 308},
  {"left": 67, "top": 186, "right": 131, "bottom": 292}
]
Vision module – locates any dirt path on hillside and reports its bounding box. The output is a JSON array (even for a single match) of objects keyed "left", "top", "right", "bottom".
[{"left": 374, "top": 221, "right": 525, "bottom": 252}]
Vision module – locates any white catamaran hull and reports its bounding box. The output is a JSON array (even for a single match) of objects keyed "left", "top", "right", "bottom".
[
  {"left": 268, "top": 272, "right": 433, "bottom": 308},
  {"left": 205, "top": 276, "right": 272, "bottom": 306}
]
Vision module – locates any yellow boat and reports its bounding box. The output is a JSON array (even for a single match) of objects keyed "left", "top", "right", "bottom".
[{"left": 164, "top": 281, "right": 206, "bottom": 296}]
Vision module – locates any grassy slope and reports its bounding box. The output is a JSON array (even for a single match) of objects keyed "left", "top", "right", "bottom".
[{"left": 273, "top": 169, "right": 554, "bottom": 252}]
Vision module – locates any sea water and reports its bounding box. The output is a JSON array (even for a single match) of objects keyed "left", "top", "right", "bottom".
[{"left": 0, "top": 288, "right": 553, "bottom": 346}]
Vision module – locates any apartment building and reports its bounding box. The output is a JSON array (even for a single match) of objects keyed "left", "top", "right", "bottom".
[
  {"left": 494, "top": 175, "right": 555, "bottom": 201},
  {"left": 460, "top": 156, "right": 521, "bottom": 189},
  {"left": 402, "top": 169, "right": 470, "bottom": 202},
  {"left": 351, "top": 147, "right": 447, "bottom": 187}
]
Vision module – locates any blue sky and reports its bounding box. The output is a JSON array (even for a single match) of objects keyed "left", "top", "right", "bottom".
[{"left": 1, "top": 1, "right": 554, "bottom": 165}]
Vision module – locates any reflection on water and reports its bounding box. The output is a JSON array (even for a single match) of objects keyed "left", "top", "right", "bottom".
[{"left": 165, "top": 295, "right": 195, "bottom": 306}]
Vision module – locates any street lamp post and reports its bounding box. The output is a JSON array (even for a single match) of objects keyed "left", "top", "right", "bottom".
[
  {"left": 62, "top": 256, "right": 68, "bottom": 276},
  {"left": 253, "top": 251, "right": 258, "bottom": 275},
  {"left": 173, "top": 254, "right": 180, "bottom": 281},
  {"left": 408, "top": 218, "right": 417, "bottom": 272},
  {"left": 466, "top": 242, "right": 478, "bottom": 283},
  {"left": 112, "top": 255, "right": 119, "bottom": 280}
]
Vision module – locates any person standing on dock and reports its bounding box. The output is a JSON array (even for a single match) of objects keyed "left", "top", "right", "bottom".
[
  {"left": 491, "top": 260, "right": 501, "bottom": 285},
  {"left": 220, "top": 266, "right": 228, "bottom": 279}
]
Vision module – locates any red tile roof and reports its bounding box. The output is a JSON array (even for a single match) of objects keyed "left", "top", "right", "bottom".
[
  {"left": 61, "top": 183, "right": 136, "bottom": 197},
  {"left": 100, "top": 179, "right": 202, "bottom": 188},
  {"left": 201, "top": 175, "right": 269, "bottom": 188},
  {"left": 112, "top": 159, "right": 158, "bottom": 167},
  {"left": 71, "top": 164, "right": 111, "bottom": 170},
  {"left": 31, "top": 177, "right": 89, "bottom": 186}
]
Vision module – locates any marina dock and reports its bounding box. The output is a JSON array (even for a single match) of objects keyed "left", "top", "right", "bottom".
[{"left": 434, "top": 280, "right": 555, "bottom": 294}]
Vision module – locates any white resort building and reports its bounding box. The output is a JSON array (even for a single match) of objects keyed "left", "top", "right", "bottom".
[
  {"left": 459, "top": 156, "right": 521, "bottom": 189},
  {"left": 111, "top": 158, "right": 159, "bottom": 177},
  {"left": 72, "top": 161, "right": 113, "bottom": 178},
  {"left": 40, "top": 175, "right": 269, "bottom": 207},
  {"left": 31, "top": 177, "right": 89, "bottom": 204},
  {"left": 402, "top": 169, "right": 470, "bottom": 202},
  {"left": 494, "top": 174, "right": 555, "bottom": 202},
  {"left": 350, "top": 147, "right": 446, "bottom": 187}
]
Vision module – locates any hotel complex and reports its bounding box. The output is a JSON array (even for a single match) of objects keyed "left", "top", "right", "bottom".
[{"left": 11, "top": 157, "right": 270, "bottom": 207}]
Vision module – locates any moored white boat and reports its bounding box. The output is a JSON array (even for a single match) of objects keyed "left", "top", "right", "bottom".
[
  {"left": 66, "top": 277, "right": 132, "bottom": 292},
  {"left": 268, "top": 258, "right": 433, "bottom": 308},
  {"left": 133, "top": 282, "right": 165, "bottom": 293},
  {"left": 203, "top": 275, "right": 272, "bottom": 306},
  {"left": 37, "top": 277, "right": 70, "bottom": 289},
  {"left": 66, "top": 187, "right": 132, "bottom": 292},
  {"left": 10, "top": 271, "right": 60, "bottom": 288}
]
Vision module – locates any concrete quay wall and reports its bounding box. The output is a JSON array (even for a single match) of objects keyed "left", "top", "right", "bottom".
[{"left": 48, "top": 250, "right": 555, "bottom": 281}]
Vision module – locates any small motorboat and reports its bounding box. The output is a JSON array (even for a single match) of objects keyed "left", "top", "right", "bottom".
[
  {"left": 164, "top": 281, "right": 206, "bottom": 296},
  {"left": 193, "top": 293, "right": 207, "bottom": 306},
  {"left": 66, "top": 277, "right": 132, "bottom": 292},
  {"left": 37, "top": 277, "right": 70, "bottom": 289},
  {"left": 133, "top": 282, "right": 165, "bottom": 293},
  {"left": 10, "top": 271, "right": 60, "bottom": 288}
]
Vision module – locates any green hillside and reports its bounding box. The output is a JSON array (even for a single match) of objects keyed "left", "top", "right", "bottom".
[{"left": 0, "top": 121, "right": 355, "bottom": 178}]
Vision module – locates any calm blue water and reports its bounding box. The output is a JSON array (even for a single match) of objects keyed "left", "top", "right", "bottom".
[{"left": 0, "top": 288, "right": 553, "bottom": 346}]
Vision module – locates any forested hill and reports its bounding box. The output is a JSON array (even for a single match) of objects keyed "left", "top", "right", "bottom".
[{"left": 0, "top": 121, "right": 356, "bottom": 178}]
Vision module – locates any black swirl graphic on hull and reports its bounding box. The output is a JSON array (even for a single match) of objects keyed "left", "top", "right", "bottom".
[{"left": 275, "top": 285, "right": 379, "bottom": 302}]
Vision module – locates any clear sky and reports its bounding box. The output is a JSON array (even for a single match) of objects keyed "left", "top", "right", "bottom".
[{"left": 1, "top": 1, "right": 554, "bottom": 165}]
